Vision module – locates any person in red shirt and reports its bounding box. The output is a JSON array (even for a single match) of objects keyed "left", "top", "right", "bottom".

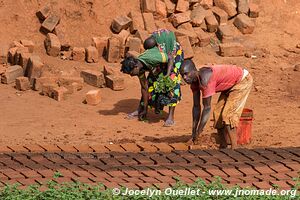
[{"left": 180, "top": 60, "right": 253, "bottom": 149}]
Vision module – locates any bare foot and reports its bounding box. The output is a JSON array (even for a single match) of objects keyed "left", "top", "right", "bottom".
[
  {"left": 126, "top": 110, "right": 139, "bottom": 120},
  {"left": 163, "top": 119, "right": 175, "bottom": 127},
  {"left": 186, "top": 138, "right": 194, "bottom": 146}
]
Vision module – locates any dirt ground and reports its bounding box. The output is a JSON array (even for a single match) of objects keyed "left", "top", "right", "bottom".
[{"left": 0, "top": 0, "right": 299, "bottom": 148}]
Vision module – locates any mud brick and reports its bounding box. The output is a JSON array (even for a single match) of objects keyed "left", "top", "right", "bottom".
[
  {"left": 219, "top": 42, "right": 244, "bottom": 57},
  {"left": 173, "top": 169, "right": 195, "bottom": 177},
  {"left": 101, "top": 63, "right": 121, "bottom": 77},
  {"left": 205, "top": 13, "right": 218, "bottom": 32},
  {"left": 250, "top": 164, "right": 276, "bottom": 175},
  {"left": 111, "top": 15, "right": 132, "bottom": 34},
  {"left": 72, "top": 47, "right": 85, "bottom": 61},
  {"left": 85, "top": 46, "right": 99, "bottom": 63},
  {"left": 106, "top": 170, "right": 128, "bottom": 178},
  {"left": 106, "top": 37, "right": 120, "bottom": 63},
  {"left": 51, "top": 86, "right": 68, "bottom": 101},
  {"left": 58, "top": 77, "right": 83, "bottom": 94},
  {"left": 232, "top": 163, "right": 260, "bottom": 176},
  {"left": 166, "top": 154, "right": 188, "bottom": 164},
  {"left": 85, "top": 90, "right": 101, "bottom": 106},
  {"left": 249, "top": 3, "right": 259, "bottom": 18},
  {"left": 41, "top": 14, "right": 60, "bottom": 33},
  {"left": 123, "top": 177, "right": 142, "bottom": 184},
  {"left": 175, "top": 28, "right": 199, "bottom": 46},
  {"left": 155, "top": 0, "right": 167, "bottom": 18},
  {"left": 91, "top": 37, "right": 109, "bottom": 57},
  {"left": 8, "top": 47, "right": 18, "bottom": 64},
  {"left": 80, "top": 70, "right": 105, "bottom": 88},
  {"left": 270, "top": 173, "right": 291, "bottom": 181},
  {"left": 169, "top": 143, "right": 189, "bottom": 151},
  {"left": 125, "top": 51, "right": 139, "bottom": 59},
  {"left": 72, "top": 170, "right": 92, "bottom": 178},
  {"left": 137, "top": 143, "right": 158, "bottom": 152},
  {"left": 177, "top": 35, "right": 194, "bottom": 59},
  {"left": 53, "top": 177, "right": 73, "bottom": 184},
  {"left": 270, "top": 180, "right": 292, "bottom": 189},
  {"left": 149, "top": 155, "right": 170, "bottom": 164},
  {"left": 20, "top": 40, "right": 35, "bottom": 53},
  {"left": 11, "top": 41, "right": 24, "bottom": 48},
  {"left": 105, "top": 144, "right": 125, "bottom": 152},
  {"left": 40, "top": 144, "right": 61, "bottom": 152},
  {"left": 118, "top": 156, "right": 140, "bottom": 165},
  {"left": 203, "top": 166, "right": 228, "bottom": 178},
  {"left": 191, "top": 4, "right": 206, "bottom": 27},
  {"left": 120, "top": 182, "right": 140, "bottom": 189},
  {"left": 105, "top": 75, "right": 125, "bottom": 91},
  {"left": 215, "top": 164, "right": 244, "bottom": 177},
  {"left": 15, "top": 76, "right": 30, "bottom": 91},
  {"left": 20, "top": 170, "right": 42, "bottom": 179},
  {"left": 1, "top": 65, "right": 23, "bottom": 84},
  {"left": 193, "top": 27, "right": 210, "bottom": 47},
  {"left": 153, "top": 182, "right": 171, "bottom": 189},
  {"left": 73, "top": 145, "right": 93, "bottom": 153},
  {"left": 254, "top": 174, "right": 277, "bottom": 182},
  {"left": 2, "top": 169, "right": 25, "bottom": 179},
  {"left": 176, "top": 0, "right": 189, "bottom": 13},
  {"left": 135, "top": 29, "right": 150, "bottom": 43},
  {"left": 0, "top": 146, "right": 13, "bottom": 153},
  {"left": 143, "top": 13, "right": 156, "bottom": 33},
  {"left": 26, "top": 55, "right": 44, "bottom": 84},
  {"left": 153, "top": 143, "right": 174, "bottom": 152},
  {"left": 252, "top": 181, "right": 272, "bottom": 190},
  {"left": 53, "top": 24, "right": 71, "bottom": 51},
  {"left": 125, "top": 37, "right": 141, "bottom": 53},
  {"left": 19, "top": 52, "right": 31, "bottom": 72},
  {"left": 238, "top": 0, "right": 249, "bottom": 14},
  {"left": 122, "top": 169, "right": 144, "bottom": 177},
  {"left": 217, "top": 24, "right": 236, "bottom": 43},
  {"left": 16, "top": 178, "right": 38, "bottom": 186},
  {"left": 89, "top": 145, "right": 108, "bottom": 153},
  {"left": 141, "top": 0, "right": 156, "bottom": 13},
  {"left": 280, "top": 160, "right": 300, "bottom": 171},
  {"left": 214, "top": 0, "right": 237, "bottom": 18},
  {"left": 56, "top": 145, "right": 77, "bottom": 153},
  {"left": 200, "top": 0, "right": 213, "bottom": 9},
  {"left": 36, "top": 3, "right": 52, "bottom": 21},
  {"left": 128, "top": 11, "right": 144, "bottom": 34},
  {"left": 155, "top": 176, "right": 176, "bottom": 184},
  {"left": 263, "top": 161, "right": 291, "bottom": 173},
  {"left": 103, "top": 181, "right": 120, "bottom": 189},
  {"left": 136, "top": 182, "right": 154, "bottom": 189},
  {"left": 211, "top": 6, "right": 228, "bottom": 25},
  {"left": 170, "top": 12, "right": 191, "bottom": 27},
  {"left": 234, "top": 14, "right": 255, "bottom": 34},
  {"left": 164, "top": 0, "right": 175, "bottom": 15},
  {"left": 14, "top": 47, "right": 29, "bottom": 66},
  {"left": 141, "top": 169, "right": 162, "bottom": 177},
  {"left": 139, "top": 177, "right": 160, "bottom": 183},
  {"left": 34, "top": 77, "right": 58, "bottom": 92},
  {"left": 154, "top": 168, "right": 177, "bottom": 177},
  {"left": 120, "top": 143, "right": 141, "bottom": 152}
]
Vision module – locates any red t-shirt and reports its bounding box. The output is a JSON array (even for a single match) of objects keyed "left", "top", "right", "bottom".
[{"left": 191, "top": 65, "right": 243, "bottom": 98}]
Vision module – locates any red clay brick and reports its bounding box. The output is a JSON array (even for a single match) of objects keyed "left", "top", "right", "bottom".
[
  {"left": 150, "top": 155, "right": 171, "bottom": 164},
  {"left": 137, "top": 143, "right": 158, "bottom": 152},
  {"left": 53, "top": 177, "right": 73, "bottom": 184},
  {"left": 107, "top": 170, "right": 128, "bottom": 178},
  {"left": 232, "top": 163, "right": 260, "bottom": 176},
  {"left": 72, "top": 177, "right": 94, "bottom": 184},
  {"left": 89, "top": 144, "right": 109, "bottom": 153},
  {"left": 120, "top": 182, "right": 140, "bottom": 189},
  {"left": 252, "top": 181, "right": 272, "bottom": 190},
  {"left": 134, "top": 155, "right": 155, "bottom": 165},
  {"left": 120, "top": 143, "right": 141, "bottom": 152},
  {"left": 55, "top": 169, "right": 75, "bottom": 178},
  {"left": 141, "top": 170, "right": 162, "bottom": 177},
  {"left": 188, "top": 168, "right": 211, "bottom": 178},
  {"left": 173, "top": 169, "right": 195, "bottom": 177},
  {"left": 270, "top": 173, "right": 291, "bottom": 181},
  {"left": 0, "top": 146, "right": 14, "bottom": 153},
  {"left": 2, "top": 169, "right": 25, "bottom": 179},
  {"left": 100, "top": 157, "right": 122, "bottom": 165},
  {"left": 170, "top": 143, "right": 189, "bottom": 151},
  {"left": 153, "top": 182, "right": 171, "bottom": 189},
  {"left": 105, "top": 144, "right": 125, "bottom": 152},
  {"left": 123, "top": 177, "right": 142, "bottom": 183},
  {"left": 254, "top": 175, "right": 277, "bottom": 182},
  {"left": 123, "top": 170, "right": 144, "bottom": 177},
  {"left": 139, "top": 177, "right": 160, "bottom": 183},
  {"left": 156, "top": 169, "right": 177, "bottom": 177},
  {"left": 155, "top": 176, "right": 176, "bottom": 184},
  {"left": 105, "top": 177, "right": 126, "bottom": 183},
  {"left": 8, "top": 146, "right": 29, "bottom": 153},
  {"left": 239, "top": 176, "right": 259, "bottom": 183},
  {"left": 72, "top": 170, "right": 93, "bottom": 177},
  {"left": 24, "top": 145, "right": 45, "bottom": 152},
  {"left": 136, "top": 182, "right": 153, "bottom": 189},
  {"left": 40, "top": 144, "right": 61, "bottom": 152},
  {"left": 204, "top": 166, "right": 228, "bottom": 178},
  {"left": 153, "top": 143, "right": 174, "bottom": 152},
  {"left": 215, "top": 164, "right": 244, "bottom": 177},
  {"left": 20, "top": 170, "right": 42, "bottom": 179},
  {"left": 57, "top": 145, "right": 78, "bottom": 153},
  {"left": 37, "top": 169, "right": 54, "bottom": 178},
  {"left": 63, "top": 157, "right": 87, "bottom": 165},
  {"left": 103, "top": 182, "right": 120, "bottom": 189},
  {"left": 16, "top": 178, "right": 38, "bottom": 186},
  {"left": 117, "top": 157, "right": 139, "bottom": 165},
  {"left": 73, "top": 145, "right": 94, "bottom": 152}
]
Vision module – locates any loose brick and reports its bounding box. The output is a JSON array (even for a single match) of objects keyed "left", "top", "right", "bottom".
[
  {"left": 14, "top": 47, "right": 29, "bottom": 66},
  {"left": 44, "top": 33, "right": 61, "bottom": 57},
  {"left": 72, "top": 47, "right": 85, "bottom": 61},
  {"left": 19, "top": 52, "right": 31, "bottom": 73},
  {"left": 219, "top": 42, "right": 244, "bottom": 57},
  {"left": 105, "top": 75, "right": 125, "bottom": 91},
  {"left": 164, "top": 0, "right": 175, "bottom": 15},
  {"left": 238, "top": 0, "right": 249, "bottom": 14},
  {"left": 80, "top": 70, "right": 105, "bottom": 88},
  {"left": 120, "top": 143, "right": 141, "bottom": 152},
  {"left": 12, "top": 41, "right": 24, "bottom": 48},
  {"left": 53, "top": 24, "right": 71, "bottom": 51},
  {"left": 34, "top": 76, "right": 58, "bottom": 91},
  {"left": 176, "top": 0, "right": 189, "bottom": 13},
  {"left": 92, "top": 37, "right": 109, "bottom": 57},
  {"left": 51, "top": 86, "right": 68, "bottom": 101},
  {"left": 137, "top": 143, "right": 158, "bottom": 152},
  {"left": 249, "top": 3, "right": 259, "bottom": 18},
  {"left": 135, "top": 30, "right": 150, "bottom": 43},
  {"left": 86, "top": 90, "right": 101, "bottom": 106},
  {"left": 126, "top": 37, "right": 141, "bottom": 53},
  {"left": 200, "top": 0, "right": 213, "bottom": 9},
  {"left": 106, "top": 37, "right": 120, "bottom": 63},
  {"left": 155, "top": 0, "right": 167, "bottom": 18},
  {"left": 169, "top": 143, "right": 189, "bottom": 151},
  {"left": 153, "top": 143, "right": 174, "bottom": 152},
  {"left": 143, "top": 12, "right": 156, "bottom": 33},
  {"left": 211, "top": 6, "right": 228, "bottom": 25},
  {"left": 41, "top": 14, "right": 60, "bottom": 33},
  {"left": 114, "top": 30, "right": 130, "bottom": 58},
  {"left": 8, "top": 47, "right": 18, "bottom": 64},
  {"left": 15, "top": 77, "right": 30, "bottom": 91},
  {"left": 214, "top": 0, "right": 237, "bottom": 18},
  {"left": 58, "top": 76, "right": 84, "bottom": 93},
  {"left": 85, "top": 46, "right": 99, "bottom": 63},
  {"left": 26, "top": 55, "right": 44, "bottom": 84},
  {"left": 141, "top": 0, "right": 156, "bottom": 13},
  {"left": 190, "top": 5, "right": 207, "bottom": 27},
  {"left": 234, "top": 14, "right": 255, "bottom": 34},
  {"left": 111, "top": 15, "right": 132, "bottom": 33},
  {"left": 169, "top": 12, "right": 191, "bottom": 27},
  {"left": 1, "top": 65, "right": 23, "bottom": 84},
  {"left": 0, "top": 43, "right": 9, "bottom": 64},
  {"left": 193, "top": 27, "right": 210, "bottom": 47},
  {"left": 20, "top": 40, "right": 35, "bottom": 53},
  {"left": 216, "top": 24, "right": 236, "bottom": 43},
  {"left": 175, "top": 28, "right": 198, "bottom": 46},
  {"left": 103, "top": 63, "right": 121, "bottom": 77},
  {"left": 36, "top": 3, "right": 52, "bottom": 21},
  {"left": 205, "top": 12, "right": 218, "bottom": 32},
  {"left": 128, "top": 11, "right": 144, "bottom": 34},
  {"left": 177, "top": 35, "right": 194, "bottom": 59}
]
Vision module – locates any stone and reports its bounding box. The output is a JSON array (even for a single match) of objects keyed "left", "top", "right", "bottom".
[
  {"left": 33, "top": 77, "right": 58, "bottom": 91},
  {"left": 214, "top": 0, "right": 237, "bottom": 18},
  {"left": 177, "top": 36, "right": 194, "bottom": 58},
  {"left": 105, "top": 75, "right": 125, "bottom": 91},
  {"left": 164, "top": 0, "right": 175, "bottom": 15},
  {"left": 41, "top": 14, "right": 60, "bottom": 33},
  {"left": 211, "top": 6, "right": 228, "bottom": 25},
  {"left": 0, "top": 44, "right": 9, "bottom": 64},
  {"left": 36, "top": 3, "right": 52, "bottom": 21},
  {"left": 106, "top": 37, "right": 120, "bottom": 63},
  {"left": 51, "top": 86, "right": 68, "bottom": 101},
  {"left": 25, "top": 55, "right": 44, "bottom": 85},
  {"left": 126, "top": 37, "right": 141, "bottom": 53},
  {"left": 44, "top": 33, "right": 61, "bottom": 57},
  {"left": 193, "top": 27, "right": 210, "bottom": 47},
  {"left": 20, "top": 40, "right": 35, "bottom": 53},
  {"left": 72, "top": 47, "right": 85, "bottom": 61},
  {"left": 156, "top": 0, "right": 167, "bottom": 18},
  {"left": 141, "top": 0, "right": 156, "bottom": 13},
  {"left": 176, "top": 0, "right": 189, "bottom": 13},
  {"left": 249, "top": 3, "right": 259, "bottom": 18},
  {"left": 190, "top": 5, "right": 207, "bottom": 27},
  {"left": 1, "top": 65, "right": 23, "bottom": 84},
  {"left": 86, "top": 90, "right": 101, "bottom": 105},
  {"left": 143, "top": 13, "right": 156, "bottom": 32},
  {"left": 92, "top": 37, "right": 109, "bottom": 57},
  {"left": 111, "top": 15, "right": 132, "bottom": 33},
  {"left": 80, "top": 70, "right": 105, "bottom": 88},
  {"left": 219, "top": 42, "right": 245, "bottom": 57},
  {"left": 15, "top": 77, "right": 30, "bottom": 91},
  {"left": 234, "top": 14, "right": 255, "bottom": 34},
  {"left": 128, "top": 11, "right": 145, "bottom": 34},
  {"left": 169, "top": 12, "right": 191, "bottom": 27},
  {"left": 85, "top": 46, "right": 99, "bottom": 63},
  {"left": 205, "top": 12, "right": 219, "bottom": 32},
  {"left": 175, "top": 28, "right": 199, "bottom": 46},
  {"left": 216, "top": 24, "right": 236, "bottom": 43},
  {"left": 238, "top": 0, "right": 249, "bottom": 15}
]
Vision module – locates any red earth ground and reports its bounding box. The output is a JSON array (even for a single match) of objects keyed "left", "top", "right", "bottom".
[{"left": 0, "top": 0, "right": 299, "bottom": 148}]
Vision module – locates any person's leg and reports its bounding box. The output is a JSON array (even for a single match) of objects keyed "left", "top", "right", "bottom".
[
  {"left": 214, "top": 92, "right": 228, "bottom": 147},
  {"left": 225, "top": 125, "right": 237, "bottom": 149},
  {"left": 127, "top": 97, "right": 143, "bottom": 119},
  {"left": 164, "top": 106, "right": 175, "bottom": 126},
  {"left": 218, "top": 128, "right": 228, "bottom": 149}
]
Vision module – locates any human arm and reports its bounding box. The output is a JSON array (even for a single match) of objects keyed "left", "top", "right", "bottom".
[
  {"left": 138, "top": 73, "right": 148, "bottom": 120},
  {"left": 166, "top": 53, "right": 174, "bottom": 77},
  {"left": 194, "top": 96, "right": 212, "bottom": 141},
  {"left": 192, "top": 90, "right": 201, "bottom": 140}
]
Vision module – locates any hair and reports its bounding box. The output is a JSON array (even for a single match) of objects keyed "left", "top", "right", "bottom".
[
  {"left": 120, "top": 56, "right": 138, "bottom": 74},
  {"left": 181, "top": 59, "right": 197, "bottom": 72},
  {"left": 143, "top": 36, "right": 157, "bottom": 50}
]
